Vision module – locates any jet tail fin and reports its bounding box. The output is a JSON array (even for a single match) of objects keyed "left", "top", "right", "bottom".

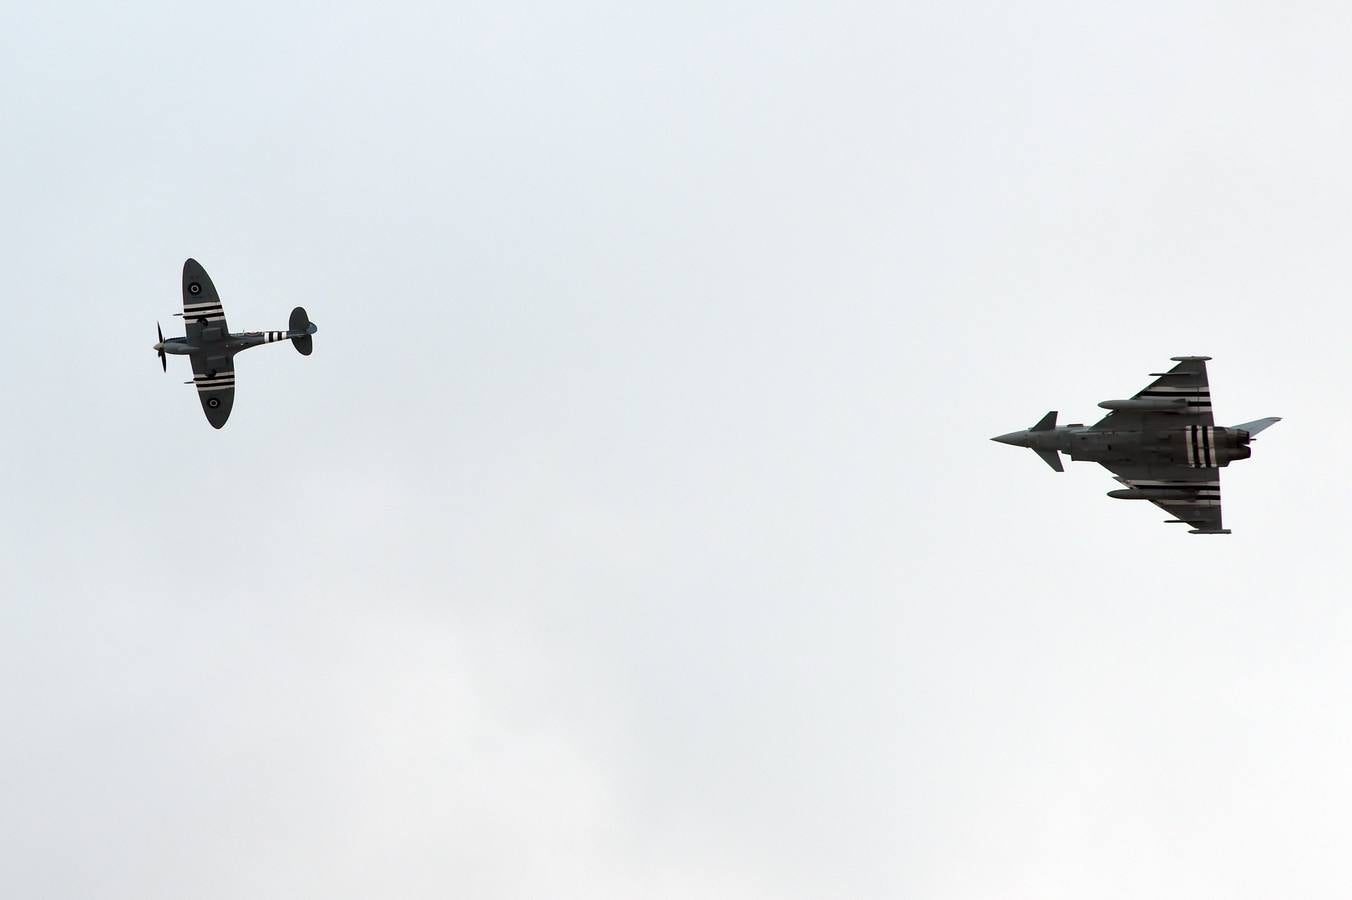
[
  {"left": 1234, "top": 416, "right": 1280, "bottom": 437},
  {"left": 1030, "top": 410, "right": 1057, "bottom": 432},
  {"left": 1034, "top": 448, "right": 1064, "bottom": 472}
]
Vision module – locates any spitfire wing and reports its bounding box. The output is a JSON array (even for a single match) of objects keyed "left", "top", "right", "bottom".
[
  {"left": 1100, "top": 462, "right": 1226, "bottom": 534},
  {"left": 1092, "top": 357, "right": 1214, "bottom": 430},
  {"left": 189, "top": 355, "right": 235, "bottom": 429},
  {"left": 182, "top": 258, "right": 230, "bottom": 341}
]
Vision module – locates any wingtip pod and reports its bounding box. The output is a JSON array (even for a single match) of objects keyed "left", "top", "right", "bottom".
[{"left": 1189, "top": 528, "right": 1232, "bottom": 535}]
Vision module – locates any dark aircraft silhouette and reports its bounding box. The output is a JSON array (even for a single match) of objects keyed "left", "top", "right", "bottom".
[
  {"left": 153, "top": 258, "right": 318, "bottom": 428},
  {"left": 992, "top": 356, "right": 1279, "bottom": 534}
]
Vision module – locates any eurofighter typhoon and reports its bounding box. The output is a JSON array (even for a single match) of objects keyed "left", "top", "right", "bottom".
[
  {"left": 153, "top": 259, "right": 318, "bottom": 428},
  {"left": 992, "top": 357, "right": 1279, "bottom": 534}
]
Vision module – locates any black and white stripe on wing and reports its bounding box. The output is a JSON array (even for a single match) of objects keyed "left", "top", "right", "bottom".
[
  {"left": 1117, "top": 477, "right": 1221, "bottom": 506},
  {"left": 183, "top": 300, "right": 226, "bottom": 322},
  {"left": 193, "top": 372, "right": 236, "bottom": 392}
]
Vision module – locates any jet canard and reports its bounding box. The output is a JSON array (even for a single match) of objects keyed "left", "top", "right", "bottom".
[
  {"left": 153, "top": 258, "right": 318, "bottom": 428},
  {"left": 992, "top": 356, "right": 1279, "bottom": 534}
]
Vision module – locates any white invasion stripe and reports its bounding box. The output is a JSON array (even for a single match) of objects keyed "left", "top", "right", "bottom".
[
  {"left": 197, "top": 384, "right": 234, "bottom": 392},
  {"left": 1206, "top": 426, "right": 1217, "bottom": 468},
  {"left": 183, "top": 301, "right": 221, "bottom": 310},
  {"left": 1146, "top": 385, "right": 1210, "bottom": 393},
  {"left": 1184, "top": 426, "right": 1195, "bottom": 466}
]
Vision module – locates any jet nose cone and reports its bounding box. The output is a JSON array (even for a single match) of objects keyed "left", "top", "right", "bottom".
[{"left": 991, "top": 431, "right": 1027, "bottom": 446}]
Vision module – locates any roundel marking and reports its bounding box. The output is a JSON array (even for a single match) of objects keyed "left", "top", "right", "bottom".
[
  {"left": 188, "top": 282, "right": 202, "bottom": 294},
  {"left": 207, "top": 397, "right": 221, "bottom": 409}
]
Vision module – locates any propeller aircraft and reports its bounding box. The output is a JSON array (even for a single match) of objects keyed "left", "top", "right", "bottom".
[{"left": 154, "top": 258, "right": 318, "bottom": 428}]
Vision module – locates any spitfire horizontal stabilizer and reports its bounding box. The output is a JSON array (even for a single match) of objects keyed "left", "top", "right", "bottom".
[{"left": 289, "top": 306, "right": 316, "bottom": 356}]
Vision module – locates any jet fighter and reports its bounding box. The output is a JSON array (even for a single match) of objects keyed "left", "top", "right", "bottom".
[
  {"left": 992, "top": 356, "right": 1279, "bottom": 534},
  {"left": 153, "top": 258, "right": 318, "bottom": 428}
]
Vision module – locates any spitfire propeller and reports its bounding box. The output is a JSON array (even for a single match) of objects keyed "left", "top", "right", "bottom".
[{"left": 154, "top": 322, "right": 166, "bottom": 372}]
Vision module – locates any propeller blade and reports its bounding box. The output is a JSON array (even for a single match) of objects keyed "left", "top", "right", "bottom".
[{"left": 156, "top": 322, "right": 166, "bottom": 372}]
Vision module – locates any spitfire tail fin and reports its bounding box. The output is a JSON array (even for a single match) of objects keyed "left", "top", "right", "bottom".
[{"left": 289, "top": 306, "right": 317, "bottom": 356}]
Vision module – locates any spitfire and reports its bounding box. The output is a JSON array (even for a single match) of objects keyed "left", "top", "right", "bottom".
[
  {"left": 154, "top": 259, "right": 319, "bottom": 428},
  {"left": 992, "top": 357, "right": 1279, "bottom": 534}
]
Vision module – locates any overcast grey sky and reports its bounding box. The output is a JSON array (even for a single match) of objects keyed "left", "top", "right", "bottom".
[{"left": 3, "top": 1, "right": 1350, "bottom": 897}]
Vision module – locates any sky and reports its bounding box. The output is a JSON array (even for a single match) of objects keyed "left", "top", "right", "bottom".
[{"left": 2, "top": 1, "right": 1351, "bottom": 897}]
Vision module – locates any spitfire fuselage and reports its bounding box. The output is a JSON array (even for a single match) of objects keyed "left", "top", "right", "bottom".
[{"left": 155, "top": 329, "right": 309, "bottom": 358}]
